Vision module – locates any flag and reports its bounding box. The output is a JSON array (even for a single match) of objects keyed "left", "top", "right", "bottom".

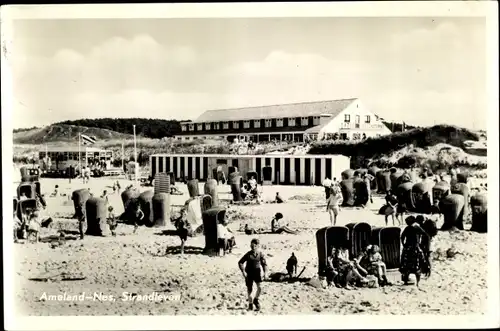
[{"left": 81, "top": 134, "right": 97, "bottom": 145}]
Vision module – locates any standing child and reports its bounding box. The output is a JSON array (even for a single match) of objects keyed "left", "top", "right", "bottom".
[
  {"left": 174, "top": 211, "right": 190, "bottom": 256},
  {"left": 238, "top": 239, "right": 268, "bottom": 311},
  {"left": 384, "top": 190, "right": 400, "bottom": 226},
  {"left": 107, "top": 206, "right": 118, "bottom": 236},
  {"left": 133, "top": 204, "right": 144, "bottom": 234},
  {"left": 326, "top": 186, "right": 343, "bottom": 226}
]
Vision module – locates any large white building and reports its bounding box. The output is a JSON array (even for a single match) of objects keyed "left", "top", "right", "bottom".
[{"left": 175, "top": 98, "right": 392, "bottom": 142}]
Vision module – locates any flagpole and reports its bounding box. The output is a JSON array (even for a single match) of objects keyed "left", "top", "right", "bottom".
[
  {"left": 78, "top": 133, "right": 81, "bottom": 174},
  {"left": 133, "top": 125, "right": 138, "bottom": 187},
  {"left": 121, "top": 142, "right": 124, "bottom": 176},
  {"left": 45, "top": 144, "right": 48, "bottom": 171}
]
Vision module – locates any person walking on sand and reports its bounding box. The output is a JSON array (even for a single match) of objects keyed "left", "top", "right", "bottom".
[
  {"left": 238, "top": 239, "right": 268, "bottom": 311},
  {"left": 326, "top": 185, "right": 343, "bottom": 226}
]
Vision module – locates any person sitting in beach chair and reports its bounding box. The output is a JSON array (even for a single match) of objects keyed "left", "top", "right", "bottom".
[
  {"left": 333, "top": 243, "right": 369, "bottom": 289},
  {"left": 14, "top": 213, "right": 23, "bottom": 243},
  {"left": 217, "top": 218, "right": 236, "bottom": 256},
  {"left": 357, "top": 245, "right": 392, "bottom": 286},
  {"left": 241, "top": 184, "right": 250, "bottom": 200},
  {"left": 271, "top": 213, "right": 297, "bottom": 235},
  {"left": 326, "top": 247, "right": 340, "bottom": 287},
  {"left": 26, "top": 210, "right": 41, "bottom": 243},
  {"left": 248, "top": 176, "right": 258, "bottom": 194}
]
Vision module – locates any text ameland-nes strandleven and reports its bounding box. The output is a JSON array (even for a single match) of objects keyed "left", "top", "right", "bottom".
[{"left": 38, "top": 292, "right": 181, "bottom": 302}]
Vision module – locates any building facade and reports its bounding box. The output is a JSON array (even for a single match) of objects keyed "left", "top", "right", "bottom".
[
  {"left": 175, "top": 98, "right": 392, "bottom": 142},
  {"left": 150, "top": 153, "right": 350, "bottom": 186}
]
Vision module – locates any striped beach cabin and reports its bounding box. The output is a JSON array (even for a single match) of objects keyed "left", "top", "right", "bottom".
[{"left": 149, "top": 154, "right": 350, "bottom": 186}]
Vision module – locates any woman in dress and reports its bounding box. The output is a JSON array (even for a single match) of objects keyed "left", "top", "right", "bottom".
[{"left": 399, "top": 216, "right": 430, "bottom": 287}]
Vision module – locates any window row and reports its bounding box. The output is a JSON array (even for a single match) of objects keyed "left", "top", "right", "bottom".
[
  {"left": 181, "top": 117, "right": 323, "bottom": 132},
  {"left": 344, "top": 115, "right": 371, "bottom": 123}
]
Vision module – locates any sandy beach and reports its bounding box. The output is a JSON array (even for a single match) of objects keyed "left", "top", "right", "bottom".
[{"left": 12, "top": 177, "right": 488, "bottom": 316}]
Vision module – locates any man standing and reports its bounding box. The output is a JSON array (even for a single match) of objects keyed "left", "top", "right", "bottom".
[{"left": 76, "top": 202, "right": 86, "bottom": 240}]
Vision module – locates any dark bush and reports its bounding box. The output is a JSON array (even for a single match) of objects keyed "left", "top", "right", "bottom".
[{"left": 309, "top": 125, "right": 479, "bottom": 158}]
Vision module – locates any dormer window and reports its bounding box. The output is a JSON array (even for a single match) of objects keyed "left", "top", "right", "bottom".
[
  {"left": 214, "top": 123, "right": 220, "bottom": 130},
  {"left": 276, "top": 118, "right": 284, "bottom": 127},
  {"left": 301, "top": 117, "right": 308, "bottom": 126},
  {"left": 313, "top": 116, "right": 320, "bottom": 125},
  {"left": 189, "top": 124, "right": 194, "bottom": 131},
  {"left": 254, "top": 120, "right": 261, "bottom": 128},
  {"left": 197, "top": 124, "right": 203, "bottom": 131},
  {"left": 243, "top": 120, "right": 250, "bottom": 129},
  {"left": 233, "top": 121, "right": 240, "bottom": 129},
  {"left": 265, "top": 119, "right": 272, "bottom": 128},
  {"left": 223, "top": 122, "right": 229, "bottom": 130},
  {"left": 288, "top": 118, "right": 296, "bottom": 126},
  {"left": 181, "top": 124, "right": 187, "bottom": 132},
  {"left": 205, "top": 123, "right": 211, "bottom": 130}
]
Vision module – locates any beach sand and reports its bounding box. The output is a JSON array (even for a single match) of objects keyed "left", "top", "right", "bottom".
[{"left": 12, "top": 177, "right": 487, "bottom": 315}]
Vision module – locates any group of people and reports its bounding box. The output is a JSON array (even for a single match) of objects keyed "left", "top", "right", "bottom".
[
  {"left": 14, "top": 189, "right": 48, "bottom": 243},
  {"left": 240, "top": 176, "right": 259, "bottom": 202},
  {"left": 325, "top": 243, "right": 391, "bottom": 289}
]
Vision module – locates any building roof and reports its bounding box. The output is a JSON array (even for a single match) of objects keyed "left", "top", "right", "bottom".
[
  {"left": 40, "top": 146, "right": 106, "bottom": 153},
  {"left": 193, "top": 98, "right": 357, "bottom": 123}
]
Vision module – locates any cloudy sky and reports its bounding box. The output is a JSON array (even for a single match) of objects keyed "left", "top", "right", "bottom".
[{"left": 11, "top": 17, "right": 486, "bottom": 129}]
